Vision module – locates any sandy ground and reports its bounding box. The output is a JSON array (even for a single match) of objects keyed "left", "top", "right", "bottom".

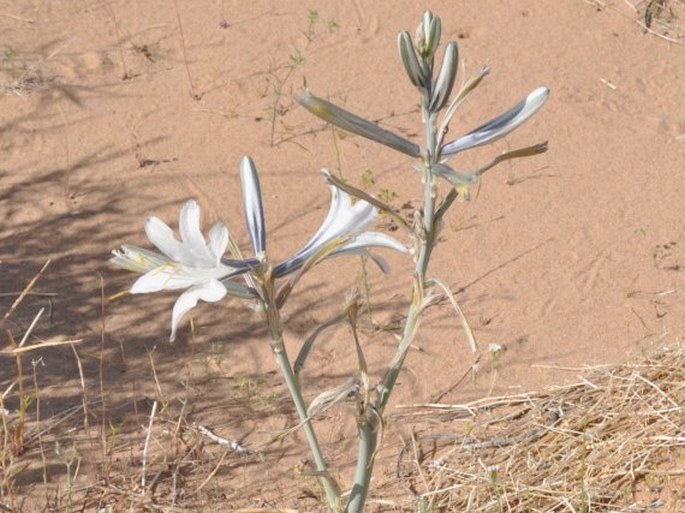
[{"left": 1, "top": 0, "right": 684, "bottom": 510}]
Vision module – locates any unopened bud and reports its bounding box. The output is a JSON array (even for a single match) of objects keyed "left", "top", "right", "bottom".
[{"left": 429, "top": 42, "right": 458, "bottom": 112}]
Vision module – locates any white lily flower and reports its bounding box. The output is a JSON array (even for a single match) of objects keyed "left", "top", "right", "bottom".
[
  {"left": 236, "top": 157, "right": 408, "bottom": 278},
  {"left": 273, "top": 184, "right": 408, "bottom": 276},
  {"left": 441, "top": 86, "right": 549, "bottom": 156},
  {"left": 112, "top": 158, "right": 408, "bottom": 340},
  {"left": 111, "top": 200, "right": 245, "bottom": 341}
]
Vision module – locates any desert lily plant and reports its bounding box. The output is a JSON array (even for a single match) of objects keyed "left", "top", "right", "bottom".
[
  {"left": 111, "top": 157, "right": 405, "bottom": 343},
  {"left": 111, "top": 156, "right": 407, "bottom": 510},
  {"left": 111, "top": 10, "right": 548, "bottom": 513},
  {"left": 295, "top": 10, "right": 548, "bottom": 512}
]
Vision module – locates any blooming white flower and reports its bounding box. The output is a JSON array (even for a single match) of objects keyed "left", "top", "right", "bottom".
[
  {"left": 113, "top": 157, "right": 408, "bottom": 341},
  {"left": 273, "top": 179, "right": 408, "bottom": 276},
  {"left": 239, "top": 157, "right": 408, "bottom": 277},
  {"left": 111, "top": 200, "right": 245, "bottom": 341}
]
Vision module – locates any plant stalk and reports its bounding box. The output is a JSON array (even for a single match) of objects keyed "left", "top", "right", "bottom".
[
  {"left": 377, "top": 102, "right": 438, "bottom": 412},
  {"left": 344, "top": 414, "right": 379, "bottom": 513},
  {"left": 345, "top": 99, "right": 439, "bottom": 513},
  {"left": 263, "top": 289, "right": 341, "bottom": 512}
]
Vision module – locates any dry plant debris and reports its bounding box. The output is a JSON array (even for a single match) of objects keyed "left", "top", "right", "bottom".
[
  {"left": 642, "top": 0, "right": 685, "bottom": 34},
  {"left": 396, "top": 345, "right": 685, "bottom": 512},
  {"left": 628, "top": 0, "right": 685, "bottom": 41}
]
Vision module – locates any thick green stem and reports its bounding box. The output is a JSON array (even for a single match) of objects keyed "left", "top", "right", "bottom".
[
  {"left": 344, "top": 415, "right": 379, "bottom": 513},
  {"left": 376, "top": 284, "right": 423, "bottom": 412},
  {"left": 345, "top": 268, "right": 424, "bottom": 513},
  {"left": 271, "top": 343, "right": 341, "bottom": 511},
  {"left": 263, "top": 290, "right": 341, "bottom": 512},
  {"left": 345, "top": 103, "right": 439, "bottom": 513},
  {"left": 422, "top": 111, "right": 438, "bottom": 239},
  {"left": 377, "top": 103, "right": 438, "bottom": 412}
]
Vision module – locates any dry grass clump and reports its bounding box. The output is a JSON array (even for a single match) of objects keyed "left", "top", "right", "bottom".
[
  {"left": 629, "top": 0, "right": 685, "bottom": 41},
  {"left": 588, "top": 0, "right": 685, "bottom": 42},
  {"left": 641, "top": 0, "right": 685, "bottom": 34},
  {"left": 396, "top": 345, "right": 684, "bottom": 512},
  {"left": 2, "top": 264, "right": 683, "bottom": 512}
]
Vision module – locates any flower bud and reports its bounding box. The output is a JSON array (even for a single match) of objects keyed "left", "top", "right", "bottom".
[
  {"left": 416, "top": 10, "right": 441, "bottom": 58},
  {"left": 398, "top": 31, "right": 425, "bottom": 89},
  {"left": 429, "top": 42, "right": 458, "bottom": 112}
]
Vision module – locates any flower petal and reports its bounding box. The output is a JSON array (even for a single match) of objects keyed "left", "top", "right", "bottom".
[
  {"left": 338, "top": 194, "right": 378, "bottom": 238},
  {"left": 169, "top": 279, "right": 227, "bottom": 341},
  {"left": 145, "top": 216, "right": 188, "bottom": 262},
  {"left": 311, "top": 186, "right": 347, "bottom": 238},
  {"left": 240, "top": 156, "right": 266, "bottom": 256},
  {"left": 280, "top": 187, "right": 340, "bottom": 266},
  {"left": 310, "top": 187, "right": 377, "bottom": 246},
  {"left": 441, "top": 86, "right": 549, "bottom": 156},
  {"left": 208, "top": 222, "right": 229, "bottom": 263},
  {"left": 275, "top": 187, "right": 377, "bottom": 275},
  {"left": 130, "top": 265, "right": 195, "bottom": 293},
  {"left": 110, "top": 244, "right": 170, "bottom": 273},
  {"left": 332, "top": 232, "right": 409, "bottom": 256},
  {"left": 179, "top": 200, "right": 213, "bottom": 264},
  {"left": 199, "top": 279, "right": 228, "bottom": 302},
  {"left": 271, "top": 181, "right": 405, "bottom": 277}
]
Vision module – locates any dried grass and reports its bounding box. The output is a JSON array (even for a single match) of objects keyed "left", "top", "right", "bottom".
[
  {"left": 396, "top": 345, "right": 685, "bottom": 512},
  {"left": 625, "top": 0, "right": 685, "bottom": 42}
]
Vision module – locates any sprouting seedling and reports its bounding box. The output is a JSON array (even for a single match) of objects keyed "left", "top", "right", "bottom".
[
  {"left": 360, "top": 168, "right": 375, "bottom": 188},
  {"left": 378, "top": 188, "right": 398, "bottom": 203},
  {"left": 2, "top": 45, "right": 15, "bottom": 62},
  {"left": 305, "top": 8, "right": 319, "bottom": 42}
]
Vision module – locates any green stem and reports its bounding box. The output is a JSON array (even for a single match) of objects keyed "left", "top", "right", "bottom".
[
  {"left": 377, "top": 103, "right": 437, "bottom": 412},
  {"left": 271, "top": 343, "right": 341, "bottom": 511},
  {"left": 345, "top": 415, "right": 379, "bottom": 513},
  {"left": 345, "top": 102, "right": 439, "bottom": 513},
  {"left": 422, "top": 111, "right": 438, "bottom": 239},
  {"left": 263, "top": 290, "right": 341, "bottom": 512},
  {"left": 376, "top": 285, "right": 423, "bottom": 412}
]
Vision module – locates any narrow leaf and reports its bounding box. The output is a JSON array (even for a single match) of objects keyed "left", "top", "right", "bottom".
[
  {"left": 441, "top": 86, "right": 549, "bottom": 156},
  {"left": 294, "top": 312, "right": 347, "bottom": 378},
  {"left": 431, "top": 162, "right": 479, "bottom": 188},
  {"left": 307, "top": 377, "right": 357, "bottom": 418},
  {"left": 473, "top": 141, "right": 549, "bottom": 176},
  {"left": 296, "top": 91, "right": 421, "bottom": 158},
  {"left": 425, "top": 277, "right": 478, "bottom": 355},
  {"left": 438, "top": 65, "right": 490, "bottom": 143}
]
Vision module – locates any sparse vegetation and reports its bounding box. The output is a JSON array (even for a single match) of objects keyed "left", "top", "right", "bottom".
[{"left": 1, "top": 3, "right": 684, "bottom": 513}]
